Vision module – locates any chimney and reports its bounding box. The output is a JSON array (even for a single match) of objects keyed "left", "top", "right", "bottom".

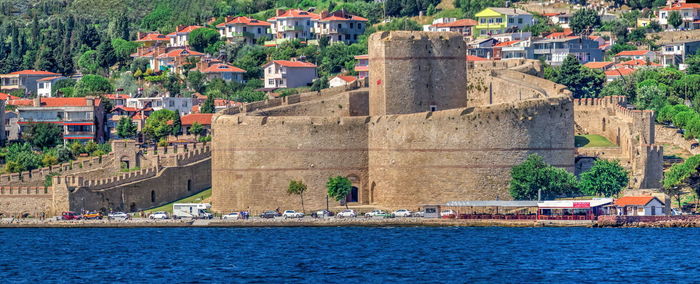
[
  {"left": 177, "top": 25, "right": 185, "bottom": 32},
  {"left": 276, "top": 9, "right": 284, "bottom": 16},
  {"left": 226, "top": 16, "right": 234, "bottom": 22},
  {"left": 85, "top": 97, "right": 95, "bottom": 107},
  {"left": 33, "top": 97, "right": 40, "bottom": 107}
]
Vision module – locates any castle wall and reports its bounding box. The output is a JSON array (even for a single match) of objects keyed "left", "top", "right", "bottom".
[
  {"left": 252, "top": 90, "right": 369, "bottom": 117},
  {"left": 67, "top": 157, "right": 211, "bottom": 212},
  {"left": 0, "top": 187, "right": 52, "bottom": 217},
  {"left": 368, "top": 31, "right": 466, "bottom": 116},
  {"left": 211, "top": 115, "right": 370, "bottom": 213},
  {"left": 366, "top": 97, "right": 575, "bottom": 208}
]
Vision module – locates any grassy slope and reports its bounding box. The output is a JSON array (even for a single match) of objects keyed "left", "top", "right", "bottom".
[
  {"left": 575, "top": 135, "right": 617, "bottom": 148},
  {"left": 145, "top": 188, "right": 212, "bottom": 214}
]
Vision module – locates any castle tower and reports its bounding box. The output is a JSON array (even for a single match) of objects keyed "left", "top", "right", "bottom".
[{"left": 368, "top": 31, "right": 467, "bottom": 116}]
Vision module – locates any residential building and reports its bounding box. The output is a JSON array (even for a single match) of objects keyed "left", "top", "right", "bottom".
[
  {"left": 36, "top": 76, "right": 67, "bottom": 97},
  {"left": 202, "top": 63, "right": 246, "bottom": 83},
  {"left": 614, "top": 59, "right": 662, "bottom": 69},
  {"left": 492, "top": 32, "right": 532, "bottom": 42},
  {"left": 181, "top": 113, "right": 213, "bottom": 136},
  {"left": 542, "top": 12, "right": 572, "bottom": 29},
  {"left": 126, "top": 97, "right": 195, "bottom": 115},
  {"left": 156, "top": 49, "right": 205, "bottom": 74},
  {"left": 135, "top": 32, "right": 169, "bottom": 47},
  {"left": 613, "top": 196, "right": 665, "bottom": 216},
  {"left": 105, "top": 94, "right": 131, "bottom": 107},
  {"left": 354, "top": 55, "right": 369, "bottom": 79},
  {"left": 494, "top": 40, "right": 533, "bottom": 60},
  {"left": 314, "top": 10, "right": 368, "bottom": 44},
  {"left": 424, "top": 18, "right": 477, "bottom": 37},
  {"left": 659, "top": 3, "right": 700, "bottom": 30},
  {"left": 5, "top": 111, "right": 19, "bottom": 142},
  {"left": 167, "top": 25, "right": 203, "bottom": 47},
  {"left": 263, "top": 60, "right": 318, "bottom": 89},
  {"left": 660, "top": 40, "right": 700, "bottom": 68},
  {"left": 614, "top": 50, "right": 657, "bottom": 62},
  {"left": 217, "top": 16, "right": 272, "bottom": 44},
  {"left": 16, "top": 97, "right": 105, "bottom": 143},
  {"left": 544, "top": 29, "right": 573, "bottom": 40},
  {"left": 0, "top": 70, "right": 62, "bottom": 95},
  {"left": 329, "top": 75, "right": 357, "bottom": 88},
  {"left": 474, "top": 7, "right": 533, "bottom": 37},
  {"left": 267, "top": 9, "right": 319, "bottom": 46},
  {"left": 466, "top": 55, "right": 488, "bottom": 62},
  {"left": 531, "top": 37, "right": 603, "bottom": 65},
  {"left": 467, "top": 38, "right": 498, "bottom": 59}
]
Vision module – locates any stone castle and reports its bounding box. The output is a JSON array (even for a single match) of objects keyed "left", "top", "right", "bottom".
[{"left": 211, "top": 31, "right": 581, "bottom": 213}]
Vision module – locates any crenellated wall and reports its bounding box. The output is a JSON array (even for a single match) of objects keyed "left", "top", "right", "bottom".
[
  {"left": 573, "top": 96, "right": 663, "bottom": 188},
  {"left": 0, "top": 154, "right": 115, "bottom": 187},
  {"left": 0, "top": 186, "right": 53, "bottom": 217}
]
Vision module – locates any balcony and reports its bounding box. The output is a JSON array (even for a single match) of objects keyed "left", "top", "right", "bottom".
[
  {"left": 231, "top": 31, "right": 254, "bottom": 38},
  {"left": 282, "top": 25, "right": 305, "bottom": 32},
  {"left": 264, "top": 38, "right": 291, "bottom": 46}
]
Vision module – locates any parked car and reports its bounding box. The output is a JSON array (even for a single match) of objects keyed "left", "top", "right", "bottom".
[
  {"left": 440, "top": 209, "right": 457, "bottom": 218},
  {"left": 108, "top": 212, "right": 129, "bottom": 220},
  {"left": 282, "top": 210, "right": 304, "bottom": 218},
  {"left": 223, "top": 212, "right": 241, "bottom": 220},
  {"left": 412, "top": 210, "right": 425, "bottom": 218},
  {"left": 61, "top": 211, "right": 82, "bottom": 220},
  {"left": 337, "top": 209, "right": 357, "bottom": 218},
  {"left": 83, "top": 211, "right": 103, "bottom": 220},
  {"left": 260, "top": 210, "right": 279, "bottom": 219},
  {"left": 149, "top": 211, "right": 169, "bottom": 219},
  {"left": 393, "top": 209, "right": 412, "bottom": 217},
  {"left": 365, "top": 210, "right": 394, "bottom": 218},
  {"left": 312, "top": 210, "right": 334, "bottom": 218},
  {"left": 672, "top": 208, "right": 683, "bottom": 216}
]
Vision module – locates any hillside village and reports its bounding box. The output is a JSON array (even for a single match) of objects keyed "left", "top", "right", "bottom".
[{"left": 0, "top": 0, "right": 700, "bottom": 219}]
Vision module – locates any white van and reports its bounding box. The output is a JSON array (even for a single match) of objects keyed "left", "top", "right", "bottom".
[{"left": 173, "top": 203, "right": 213, "bottom": 219}]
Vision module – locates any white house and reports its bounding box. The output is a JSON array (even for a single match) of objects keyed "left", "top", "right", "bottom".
[
  {"left": 126, "top": 97, "right": 195, "bottom": 115},
  {"left": 614, "top": 50, "right": 657, "bottom": 62},
  {"left": 329, "top": 75, "right": 357, "bottom": 88},
  {"left": 263, "top": 60, "right": 317, "bottom": 89},
  {"left": 36, "top": 76, "right": 67, "bottom": 97},
  {"left": 613, "top": 196, "right": 665, "bottom": 216},
  {"left": 217, "top": 16, "right": 272, "bottom": 45},
  {"left": 167, "top": 25, "right": 203, "bottom": 47}
]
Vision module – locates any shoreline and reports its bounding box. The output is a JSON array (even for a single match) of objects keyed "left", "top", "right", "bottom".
[{"left": 2, "top": 217, "right": 699, "bottom": 228}]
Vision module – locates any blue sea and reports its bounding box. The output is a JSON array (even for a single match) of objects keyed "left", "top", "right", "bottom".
[{"left": 0, "top": 227, "right": 696, "bottom": 283}]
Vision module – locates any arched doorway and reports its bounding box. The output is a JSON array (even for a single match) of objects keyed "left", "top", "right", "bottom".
[
  {"left": 120, "top": 156, "right": 130, "bottom": 170},
  {"left": 602, "top": 118, "right": 606, "bottom": 132},
  {"left": 151, "top": 190, "right": 156, "bottom": 203},
  {"left": 346, "top": 186, "right": 359, "bottom": 203},
  {"left": 370, "top": 182, "right": 376, "bottom": 204},
  {"left": 187, "top": 180, "right": 192, "bottom": 192}
]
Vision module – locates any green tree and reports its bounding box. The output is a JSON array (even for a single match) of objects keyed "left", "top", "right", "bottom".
[
  {"left": 24, "top": 123, "right": 63, "bottom": 149},
  {"left": 548, "top": 55, "right": 605, "bottom": 98},
  {"left": 686, "top": 55, "right": 700, "bottom": 75},
  {"left": 117, "top": 117, "right": 137, "bottom": 138},
  {"left": 326, "top": 176, "right": 352, "bottom": 208},
  {"left": 96, "top": 40, "right": 116, "bottom": 70},
  {"left": 78, "top": 50, "right": 100, "bottom": 74},
  {"left": 144, "top": 109, "right": 179, "bottom": 142},
  {"left": 635, "top": 85, "right": 667, "bottom": 111},
  {"left": 200, "top": 93, "right": 215, "bottom": 113},
  {"left": 188, "top": 28, "right": 220, "bottom": 53},
  {"left": 664, "top": 155, "right": 700, "bottom": 209},
  {"left": 187, "top": 71, "right": 205, "bottom": 93},
  {"left": 287, "top": 180, "right": 308, "bottom": 213},
  {"left": 189, "top": 122, "right": 205, "bottom": 138},
  {"left": 52, "top": 79, "right": 77, "bottom": 97},
  {"left": 668, "top": 11, "right": 683, "bottom": 30},
  {"left": 579, "top": 159, "right": 629, "bottom": 197},
  {"left": 509, "top": 154, "right": 579, "bottom": 200},
  {"left": 111, "top": 39, "right": 140, "bottom": 66},
  {"left": 311, "top": 76, "right": 329, "bottom": 91},
  {"left": 75, "top": 74, "right": 113, "bottom": 97},
  {"left": 570, "top": 8, "right": 601, "bottom": 35}
]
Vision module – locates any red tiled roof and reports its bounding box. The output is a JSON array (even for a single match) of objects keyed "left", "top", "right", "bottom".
[
  {"left": 193, "top": 93, "right": 207, "bottom": 99},
  {"left": 7, "top": 99, "right": 33, "bottom": 106},
  {"left": 333, "top": 75, "right": 357, "bottom": 83},
  {"left": 157, "top": 49, "right": 205, "bottom": 58},
  {"left": 136, "top": 33, "right": 169, "bottom": 42},
  {"left": 270, "top": 60, "right": 317, "bottom": 68},
  {"left": 614, "top": 196, "right": 659, "bottom": 207},
  {"left": 131, "top": 113, "right": 148, "bottom": 120},
  {"left": 616, "top": 59, "right": 661, "bottom": 67},
  {"left": 542, "top": 12, "right": 563, "bottom": 17},
  {"left": 214, "top": 99, "right": 239, "bottom": 107},
  {"left": 545, "top": 31, "right": 573, "bottom": 39},
  {"left": 0, "top": 92, "right": 19, "bottom": 100},
  {"left": 269, "top": 9, "right": 319, "bottom": 20},
  {"left": 494, "top": 40, "right": 520, "bottom": 47},
  {"left": 583, "top": 61, "right": 614, "bottom": 69},
  {"left": 320, "top": 15, "right": 368, "bottom": 22},
  {"left": 168, "top": 25, "right": 203, "bottom": 36},
  {"left": 105, "top": 94, "right": 131, "bottom": 100},
  {"left": 615, "top": 50, "right": 653, "bottom": 56},
  {"left": 37, "top": 76, "right": 64, "bottom": 81},
  {"left": 354, "top": 54, "right": 368, "bottom": 60},
  {"left": 8, "top": 70, "right": 60, "bottom": 76},
  {"left": 113, "top": 106, "right": 140, "bottom": 112},
  {"left": 599, "top": 44, "right": 610, "bottom": 49},
  {"left": 202, "top": 63, "right": 246, "bottom": 73},
  {"left": 433, "top": 18, "right": 477, "bottom": 28},
  {"left": 605, "top": 67, "right": 635, "bottom": 76},
  {"left": 40, "top": 97, "right": 101, "bottom": 107},
  {"left": 661, "top": 3, "right": 700, "bottom": 10},
  {"left": 466, "top": 55, "right": 488, "bottom": 61},
  {"left": 181, "top": 113, "right": 214, "bottom": 125},
  {"left": 354, "top": 65, "right": 368, "bottom": 72},
  {"left": 216, "top": 16, "right": 271, "bottom": 27}
]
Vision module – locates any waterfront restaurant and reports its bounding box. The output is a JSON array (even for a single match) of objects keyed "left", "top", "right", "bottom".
[
  {"left": 537, "top": 199, "right": 614, "bottom": 220},
  {"left": 441, "top": 200, "right": 539, "bottom": 219}
]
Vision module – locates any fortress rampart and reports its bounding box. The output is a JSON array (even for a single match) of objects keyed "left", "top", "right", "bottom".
[
  {"left": 211, "top": 32, "right": 576, "bottom": 213},
  {"left": 573, "top": 96, "right": 663, "bottom": 188},
  {"left": 0, "top": 154, "right": 115, "bottom": 187}
]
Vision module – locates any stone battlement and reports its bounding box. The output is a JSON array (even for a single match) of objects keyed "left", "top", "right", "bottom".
[
  {"left": 0, "top": 153, "right": 114, "bottom": 186},
  {"left": 0, "top": 186, "right": 51, "bottom": 195},
  {"left": 64, "top": 167, "right": 159, "bottom": 191}
]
